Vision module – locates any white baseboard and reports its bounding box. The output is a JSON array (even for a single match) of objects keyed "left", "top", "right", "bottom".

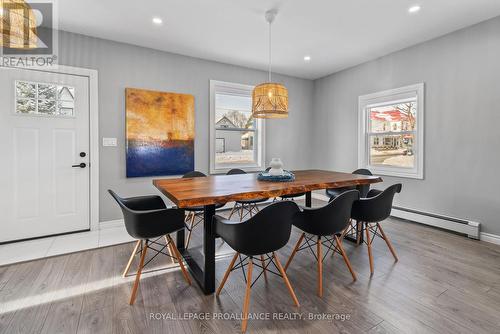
[
  {"left": 99, "top": 219, "right": 124, "bottom": 230},
  {"left": 480, "top": 232, "right": 500, "bottom": 245},
  {"left": 391, "top": 207, "right": 480, "bottom": 239}
]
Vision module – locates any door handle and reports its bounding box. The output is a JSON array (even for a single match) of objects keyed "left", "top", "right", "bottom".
[{"left": 72, "top": 163, "right": 87, "bottom": 168}]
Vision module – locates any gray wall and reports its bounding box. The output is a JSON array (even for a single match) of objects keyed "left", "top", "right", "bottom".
[
  {"left": 312, "top": 16, "right": 500, "bottom": 235},
  {"left": 57, "top": 31, "right": 314, "bottom": 222}
]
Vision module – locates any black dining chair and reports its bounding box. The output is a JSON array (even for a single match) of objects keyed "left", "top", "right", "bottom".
[
  {"left": 182, "top": 171, "right": 224, "bottom": 248},
  {"left": 108, "top": 190, "right": 192, "bottom": 305},
  {"left": 226, "top": 169, "right": 269, "bottom": 220},
  {"left": 351, "top": 184, "right": 402, "bottom": 275},
  {"left": 326, "top": 168, "right": 373, "bottom": 199},
  {"left": 214, "top": 201, "right": 301, "bottom": 333},
  {"left": 284, "top": 190, "right": 360, "bottom": 297}
]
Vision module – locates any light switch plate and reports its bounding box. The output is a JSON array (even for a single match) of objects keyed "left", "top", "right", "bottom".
[{"left": 102, "top": 137, "right": 117, "bottom": 147}]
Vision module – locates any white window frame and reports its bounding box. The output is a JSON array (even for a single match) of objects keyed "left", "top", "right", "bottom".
[
  {"left": 209, "top": 80, "right": 265, "bottom": 174},
  {"left": 358, "top": 83, "right": 424, "bottom": 179}
]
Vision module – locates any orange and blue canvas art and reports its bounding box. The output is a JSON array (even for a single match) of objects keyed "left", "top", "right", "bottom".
[{"left": 126, "top": 88, "right": 195, "bottom": 177}]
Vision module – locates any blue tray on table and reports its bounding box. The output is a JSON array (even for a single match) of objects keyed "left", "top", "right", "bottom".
[{"left": 257, "top": 170, "right": 295, "bottom": 182}]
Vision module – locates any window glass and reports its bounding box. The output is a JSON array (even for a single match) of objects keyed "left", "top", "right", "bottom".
[
  {"left": 369, "top": 102, "right": 416, "bottom": 133},
  {"left": 369, "top": 134, "right": 415, "bottom": 168},
  {"left": 15, "top": 81, "right": 75, "bottom": 116},
  {"left": 210, "top": 81, "right": 264, "bottom": 173},
  {"left": 367, "top": 101, "right": 417, "bottom": 168},
  {"left": 214, "top": 93, "right": 258, "bottom": 167}
]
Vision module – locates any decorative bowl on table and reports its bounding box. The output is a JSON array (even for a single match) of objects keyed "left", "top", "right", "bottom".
[
  {"left": 268, "top": 158, "right": 284, "bottom": 176},
  {"left": 257, "top": 170, "right": 295, "bottom": 182}
]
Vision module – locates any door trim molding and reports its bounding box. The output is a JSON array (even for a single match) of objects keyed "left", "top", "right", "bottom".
[{"left": 1, "top": 64, "right": 100, "bottom": 232}]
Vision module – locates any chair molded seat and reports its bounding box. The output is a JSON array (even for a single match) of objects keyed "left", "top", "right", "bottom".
[
  {"left": 214, "top": 200, "right": 301, "bottom": 332},
  {"left": 108, "top": 191, "right": 185, "bottom": 239},
  {"left": 215, "top": 201, "right": 299, "bottom": 256},
  {"left": 285, "top": 190, "right": 360, "bottom": 297},
  {"left": 349, "top": 183, "right": 402, "bottom": 275},
  {"left": 108, "top": 190, "right": 191, "bottom": 305}
]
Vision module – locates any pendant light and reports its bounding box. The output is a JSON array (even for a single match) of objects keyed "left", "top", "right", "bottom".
[
  {"left": 252, "top": 10, "right": 288, "bottom": 119},
  {"left": 0, "top": 0, "right": 38, "bottom": 49}
]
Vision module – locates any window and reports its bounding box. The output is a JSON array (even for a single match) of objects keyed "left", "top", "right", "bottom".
[
  {"left": 15, "top": 80, "right": 75, "bottom": 116},
  {"left": 358, "top": 83, "right": 424, "bottom": 179},
  {"left": 210, "top": 80, "right": 265, "bottom": 174}
]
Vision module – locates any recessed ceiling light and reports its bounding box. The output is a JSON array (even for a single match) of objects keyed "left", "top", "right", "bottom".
[
  {"left": 408, "top": 5, "right": 421, "bottom": 13},
  {"left": 152, "top": 17, "right": 163, "bottom": 25},
  {"left": 304, "top": 55, "right": 311, "bottom": 62}
]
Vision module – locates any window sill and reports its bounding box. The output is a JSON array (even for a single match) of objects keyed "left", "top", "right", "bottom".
[
  {"left": 365, "top": 166, "right": 423, "bottom": 179},
  {"left": 210, "top": 165, "right": 265, "bottom": 175}
]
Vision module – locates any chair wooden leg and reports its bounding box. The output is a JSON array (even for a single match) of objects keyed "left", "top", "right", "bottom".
[
  {"left": 164, "top": 235, "right": 177, "bottom": 264},
  {"left": 217, "top": 252, "right": 239, "bottom": 296},
  {"left": 284, "top": 233, "right": 305, "bottom": 271},
  {"left": 185, "top": 212, "right": 196, "bottom": 249},
  {"left": 239, "top": 204, "right": 244, "bottom": 221},
  {"left": 335, "top": 235, "right": 357, "bottom": 281},
  {"left": 340, "top": 223, "right": 350, "bottom": 240},
  {"left": 228, "top": 204, "right": 237, "bottom": 219},
  {"left": 365, "top": 224, "right": 374, "bottom": 275},
  {"left": 129, "top": 240, "right": 148, "bottom": 305},
  {"left": 273, "top": 252, "right": 300, "bottom": 307},
  {"left": 241, "top": 258, "right": 253, "bottom": 333},
  {"left": 336, "top": 221, "right": 352, "bottom": 256},
  {"left": 377, "top": 223, "right": 398, "bottom": 262},
  {"left": 356, "top": 221, "right": 362, "bottom": 245},
  {"left": 260, "top": 255, "right": 268, "bottom": 282},
  {"left": 167, "top": 235, "right": 192, "bottom": 285},
  {"left": 122, "top": 240, "right": 141, "bottom": 277},
  {"left": 317, "top": 236, "right": 323, "bottom": 297}
]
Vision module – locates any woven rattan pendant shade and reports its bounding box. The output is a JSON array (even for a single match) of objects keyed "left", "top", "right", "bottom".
[
  {"left": 252, "top": 10, "right": 288, "bottom": 119},
  {"left": 0, "top": 0, "right": 38, "bottom": 49},
  {"left": 252, "top": 82, "right": 288, "bottom": 118}
]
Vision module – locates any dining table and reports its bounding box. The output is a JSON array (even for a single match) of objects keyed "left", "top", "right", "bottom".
[{"left": 153, "top": 169, "right": 383, "bottom": 294}]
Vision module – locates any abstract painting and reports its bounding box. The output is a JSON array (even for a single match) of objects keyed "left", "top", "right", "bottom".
[{"left": 126, "top": 88, "right": 195, "bottom": 177}]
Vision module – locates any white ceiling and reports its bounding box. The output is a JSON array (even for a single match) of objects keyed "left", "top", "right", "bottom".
[{"left": 58, "top": 0, "right": 500, "bottom": 80}]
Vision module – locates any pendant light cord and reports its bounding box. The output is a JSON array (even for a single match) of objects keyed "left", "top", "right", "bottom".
[{"left": 268, "top": 19, "right": 272, "bottom": 82}]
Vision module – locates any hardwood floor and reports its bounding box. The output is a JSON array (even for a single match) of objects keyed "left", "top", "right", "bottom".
[{"left": 0, "top": 199, "right": 500, "bottom": 333}]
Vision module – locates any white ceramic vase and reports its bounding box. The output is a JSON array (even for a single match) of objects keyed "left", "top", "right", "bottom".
[{"left": 269, "top": 158, "right": 284, "bottom": 176}]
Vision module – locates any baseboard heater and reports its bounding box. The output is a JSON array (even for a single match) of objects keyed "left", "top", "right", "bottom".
[{"left": 391, "top": 206, "right": 480, "bottom": 239}]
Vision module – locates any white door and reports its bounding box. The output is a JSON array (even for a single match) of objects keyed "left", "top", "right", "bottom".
[{"left": 0, "top": 67, "right": 90, "bottom": 242}]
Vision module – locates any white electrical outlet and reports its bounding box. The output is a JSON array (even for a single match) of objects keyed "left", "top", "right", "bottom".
[{"left": 102, "top": 137, "right": 117, "bottom": 147}]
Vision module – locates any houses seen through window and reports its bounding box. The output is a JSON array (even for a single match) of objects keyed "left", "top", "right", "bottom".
[
  {"left": 215, "top": 93, "right": 256, "bottom": 165},
  {"left": 368, "top": 102, "right": 416, "bottom": 168}
]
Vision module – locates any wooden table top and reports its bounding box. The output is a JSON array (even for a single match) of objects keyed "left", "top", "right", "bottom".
[{"left": 153, "top": 169, "right": 382, "bottom": 208}]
